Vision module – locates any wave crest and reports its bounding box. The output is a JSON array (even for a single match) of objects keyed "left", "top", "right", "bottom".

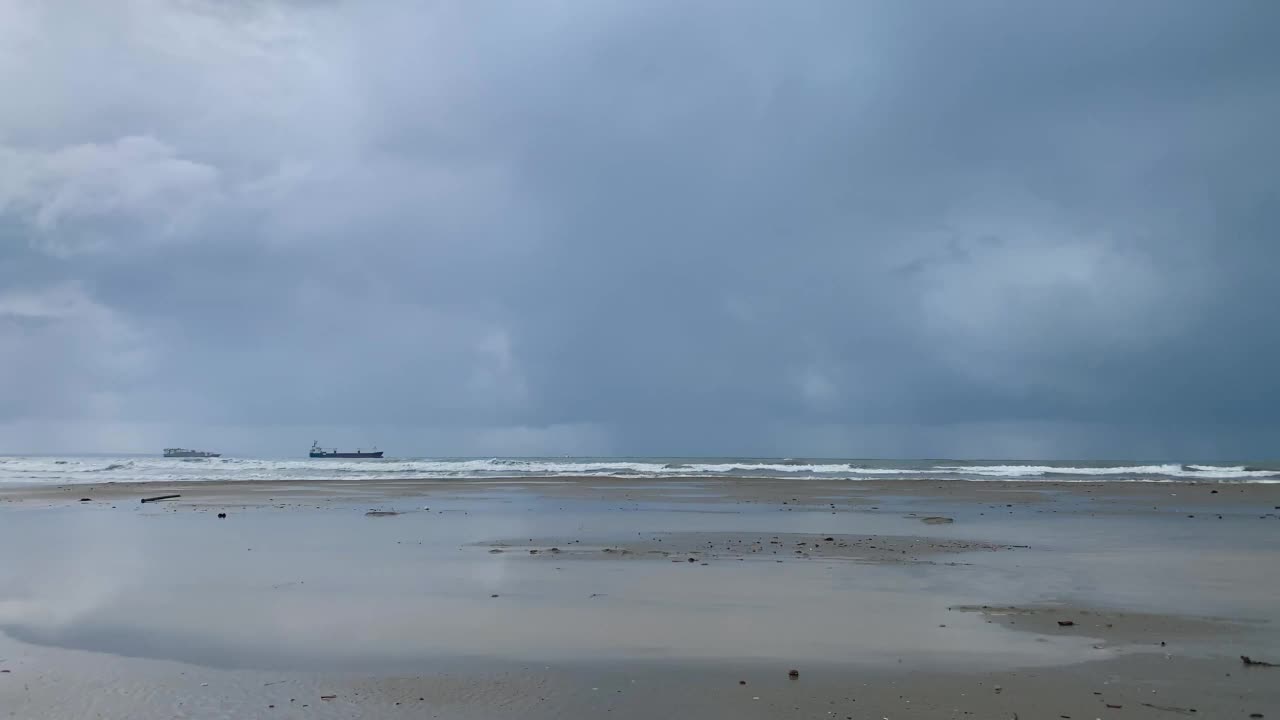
[{"left": 1, "top": 456, "right": 1276, "bottom": 484}]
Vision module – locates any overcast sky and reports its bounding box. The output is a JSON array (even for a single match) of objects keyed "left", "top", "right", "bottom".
[{"left": 1, "top": 1, "right": 1277, "bottom": 458}]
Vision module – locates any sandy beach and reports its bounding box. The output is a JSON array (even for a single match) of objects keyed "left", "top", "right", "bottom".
[{"left": 2, "top": 477, "right": 1278, "bottom": 718}]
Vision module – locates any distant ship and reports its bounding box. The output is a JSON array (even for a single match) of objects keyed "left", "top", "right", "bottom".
[
  {"left": 164, "top": 448, "right": 221, "bottom": 458},
  {"left": 310, "top": 441, "right": 383, "bottom": 459}
]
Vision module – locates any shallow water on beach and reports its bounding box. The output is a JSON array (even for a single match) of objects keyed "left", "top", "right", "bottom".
[{"left": 2, "top": 486, "right": 1277, "bottom": 674}]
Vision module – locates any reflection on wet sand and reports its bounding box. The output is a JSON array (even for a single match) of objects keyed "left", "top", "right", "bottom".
[{"left": 1, "top": 478, "right": 1278, "bottom": 718}]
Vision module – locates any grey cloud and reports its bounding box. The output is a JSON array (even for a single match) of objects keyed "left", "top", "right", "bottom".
[
  {"left": 1, "top": 1, "right": 1277, "bottom": 457},
  {"left": 1, "top": 136, "right": 222, "bottom": 256}
]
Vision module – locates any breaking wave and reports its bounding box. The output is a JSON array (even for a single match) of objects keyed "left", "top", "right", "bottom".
[
  {"left": 933, "top": 464, "right": 1280, "bottom": 480},
  {"left": 0, "top": 456, "right": 1276, "bottom": 485},
  {"left": 93, "top": 462, "right": 133, "bottom": 472}
]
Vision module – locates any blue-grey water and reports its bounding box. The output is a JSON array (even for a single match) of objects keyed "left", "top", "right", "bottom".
[{"left": 1, "top": 455, "right": 1278, "bottom": 484}]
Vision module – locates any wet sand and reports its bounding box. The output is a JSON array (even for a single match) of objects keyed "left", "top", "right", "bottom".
[
  {"left": 2, "top": 477, "right": 1279, "bottom": 718},
  {"left": 477, "top": 531, "right": 1015, "bottom": 563}
]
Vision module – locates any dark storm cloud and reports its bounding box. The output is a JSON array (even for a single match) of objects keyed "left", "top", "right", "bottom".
[{"left": 1, "top": 1, "right": 1277, "bottom": 457}]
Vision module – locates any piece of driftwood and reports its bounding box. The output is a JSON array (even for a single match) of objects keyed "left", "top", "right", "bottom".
[
  {"left": 1140, "top": 702, "right": 1198, "bottom": 715},
  {"left": 140, "top": 494, "right": 181, "bottom": 503}
]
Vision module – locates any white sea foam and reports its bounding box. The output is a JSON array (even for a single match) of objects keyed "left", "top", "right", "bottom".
[
  {"left": 0, "top": 456, "right": 1275, "bottom": 484},
  {"left": 934, "top": 464, "right": 1280, "bottom": 480}
]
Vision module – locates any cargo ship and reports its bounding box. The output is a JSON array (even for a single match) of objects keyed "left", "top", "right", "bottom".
[
  {"left": 310, "top": 441, "right": 383, "bottom": 459},
  {"left": 163, "top": 448, "right": 221, "bottom": 458}
]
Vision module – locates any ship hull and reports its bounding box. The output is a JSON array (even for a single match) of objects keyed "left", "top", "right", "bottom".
[
  {"left": 164, "top": 450, "right": 220, "bottom": 458},
  {"left": 310, "top": 452, "right": 384, "bottom": 459}
]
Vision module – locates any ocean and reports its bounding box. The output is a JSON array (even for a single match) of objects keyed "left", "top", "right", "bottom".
[{"left": 1, "top": 456, "right": 1277, "bottom": 485}]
